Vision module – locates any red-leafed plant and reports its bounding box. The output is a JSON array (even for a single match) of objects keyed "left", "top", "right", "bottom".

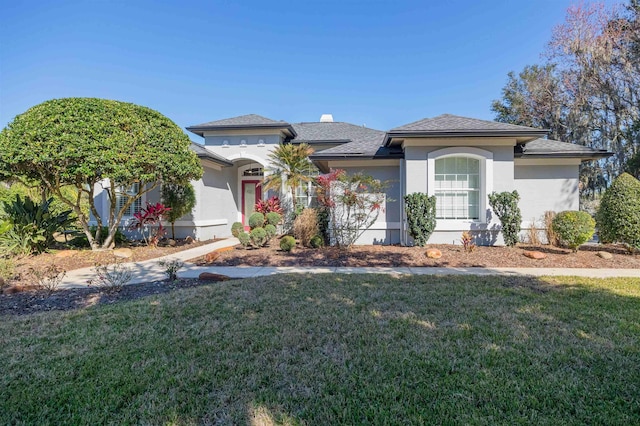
[
  {"left": 128, "top": 202, "right": 171, "bottom": 246},
  {"left": 316, "top": 169, "right": 388, "bottom": 249},
  {"left": 255, "top": 196, "right": 284, "bottom": 215}
]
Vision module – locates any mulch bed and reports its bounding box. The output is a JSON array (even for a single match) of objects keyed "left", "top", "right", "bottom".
[
  {"left": 0, "top": 278, "right": 213, "bottom": 317},
  {"left": 192, "top": 242, "right": 640, "bottom": 269}
]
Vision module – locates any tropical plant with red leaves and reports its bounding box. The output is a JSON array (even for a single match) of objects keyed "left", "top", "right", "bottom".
[
  {"left": 128, "top": 202, "right": 171, "bottom": 246},
  {"left": 316, "top": 169, "right": 388, "bottom": 249},
  {"left": 254, "top": 196, "right": 283, "bottom": 215}
]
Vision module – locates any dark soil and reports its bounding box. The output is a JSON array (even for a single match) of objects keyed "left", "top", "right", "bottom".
[{"left": 191, "top": 242, "right": 640, "bottom": 269}]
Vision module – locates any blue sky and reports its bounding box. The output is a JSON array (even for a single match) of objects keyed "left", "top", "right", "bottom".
[{"left": 0, "top": 0, "right": 619, "bottom": 138}]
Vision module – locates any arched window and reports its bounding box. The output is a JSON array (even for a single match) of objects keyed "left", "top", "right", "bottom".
[
  {"left": 427, "top": 147, "right": 493, "bottom": 226},
  {"left": 434, "top": 157, "right": 480, "bottom": 220}
]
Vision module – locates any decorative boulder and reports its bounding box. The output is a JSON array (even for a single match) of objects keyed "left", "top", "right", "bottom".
[
  {"left": 167, "top": 239, "right": 177, "bottom": 247},
  {"left": 198, "top": 272, "right": 231, "bottom": 282},
  {"left": 204, "top": 251, "right": 221, "bottom": 263},
  {"left": 523, "top": 250, "right": 546, "bottom": 260},
  {"left": 55, "top": 250, "right": 76, "bottom": 258},
  {"left": 425, "top": 248, "right": 442, "bottom": 259},
  {"left": 185, "top": 236, "right": 195, "bottom": 244},
  {"left": 597, "top": 251, "right": 613, "bottom": 259},
  {"left": 113, "top": 248, "right": 133, "bottom": 258}
]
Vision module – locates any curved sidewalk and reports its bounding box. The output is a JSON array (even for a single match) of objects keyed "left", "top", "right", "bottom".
[{"left": 58, "top": 238, "right": 640, "bottom": 289}]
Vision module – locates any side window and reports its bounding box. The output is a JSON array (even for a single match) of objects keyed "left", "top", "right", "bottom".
[
  {"left": 116, "top": 183, "right": 142, "bottom": 217},
  {"left": 434, "top": 157, "right": 480, "bottom": 220}
]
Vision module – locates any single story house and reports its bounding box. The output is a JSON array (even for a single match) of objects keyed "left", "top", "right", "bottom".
[{"left": 96, "top": 113, "right": 610, "bottom": 245}]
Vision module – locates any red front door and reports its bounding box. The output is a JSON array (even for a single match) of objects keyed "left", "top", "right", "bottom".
[{"left": 242, "top": 180, "right": 262, "bottom": 228}]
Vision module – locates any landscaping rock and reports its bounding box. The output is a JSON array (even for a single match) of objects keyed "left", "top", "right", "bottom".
[
  {"left": 55, "top": 250, "right": 76, "bottom": 258},
  {"left": 597, "top": 251, "right": 613, "bottom": 259},
  {"left": 198, "top": 272, "right": 231, "bottom": 282},
  {"left": 523, "top": 250, "right": 547, "bottom": 260},
  {"left": 2, "top": 285, "right": 38, "bottom": 294},
  {"left": 185, "top": 236, "right": 195, "bottom": 244},
  {"left": 204, "top": 251, "right": 221, "bottom": 263},
  {"left": 425, "top": 248, "right": 442, "bottom": 259},
  {"left": 112, "top": 248, "right": 133, "bottom": 259},
  {"left": 167, "top": 239, "right": 177, "bottom": 247}
]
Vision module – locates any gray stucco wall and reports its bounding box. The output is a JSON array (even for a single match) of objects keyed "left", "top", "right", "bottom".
[
  {"left": 514, "top": 163, "right": 580, "bottom": 225},
  {"left": 340, "top": 165, "right": 402, "bottom": 245}
]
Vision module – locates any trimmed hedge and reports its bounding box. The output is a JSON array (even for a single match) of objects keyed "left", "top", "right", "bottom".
[
  {"left": 552, "top": 210, "right": 595, "bottom": 252},
  {"left": 280, "top": 235, "right": 296, "bottom": 252},
  {"left": 248, "top": 212, "right": 265, "bottom": 229},
  {"left": 231, "top": 222, "right": 244, "bottom": 238},
  {"left": 250, "top": 227, "right": 267, "bottom": 247},
  {"left": 404, "top": 193, "right": 436, "bottom": 247},
  {"left": 596, "top": 173, "right": 640, "bottom": 250},
  {"left": 488, "top": 191, "right": 522, "bottom": 247},
  {"left": 265, "top": 212, "right": 282, "bottom": 227},
  {"left": 237, "top": 231, "right": 250, "bottom": 248}
]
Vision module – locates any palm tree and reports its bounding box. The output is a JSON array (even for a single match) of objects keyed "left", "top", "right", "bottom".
[{"left": 261, "top": 143, "right": 315, "bottom": 213}]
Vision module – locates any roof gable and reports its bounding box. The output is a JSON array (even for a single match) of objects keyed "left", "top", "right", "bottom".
[{"left": 189, "top": 114, "right": 285, "bottom": 128}]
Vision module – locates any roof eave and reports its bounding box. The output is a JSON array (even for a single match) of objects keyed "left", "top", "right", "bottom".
[
  {"left": 196, "top": 153, "right": 233, "bottom": 167},
  {"left": 186, "top": 123, "right": 297, "bottom": 138},
  {"left": 384, "top": 130, "right": 549, "bottom": 146},
  {"left": 515, "top": 152, "right": 613, "bottom": 160}
]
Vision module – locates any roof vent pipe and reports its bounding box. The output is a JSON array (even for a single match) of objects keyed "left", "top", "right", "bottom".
[{"left": 320, "top": 114, "right": 334, "bottom": 123}]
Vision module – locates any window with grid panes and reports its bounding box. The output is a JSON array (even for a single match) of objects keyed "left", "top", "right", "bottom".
[
  {"left": 434, "top": 157, "right": 480, "bottom": 220},
  {"left": 116, "top": 183, "right": 142, "bottom": 217}
]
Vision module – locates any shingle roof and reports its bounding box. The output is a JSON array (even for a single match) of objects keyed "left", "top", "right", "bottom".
[
  {"left": 189, "top": 142, "right": 233, "bottom": 167},
  {"left": 390, "top": 114, "right": 548, "bottom": 134},
  {"left": 190, "top": 114, "right": 285, "bottom": 127},
  {"left": 517, "top": 138, "right": 611, "bottom": 159},
  {"left": 301, "top": 123, "right": 401, "bottom": 159},
  {"left": 292, "top": 122, "right": 385, "bottom": 145},
  {"left": 186, "top": 114, "right": 296, "bottom": 137}
]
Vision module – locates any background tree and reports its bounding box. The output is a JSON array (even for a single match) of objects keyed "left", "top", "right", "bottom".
[
  {"left": 492, "top": 1, "right": 640, "bottom": 197},
  {"left": 0, "top": 98, "right": 202, "bottom": 250},
  {"left": 161, "top": 182, "right": 197, "bottom": 239}
]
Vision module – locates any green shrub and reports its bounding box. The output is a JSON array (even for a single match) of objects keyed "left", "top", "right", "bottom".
[
  {"left": 237, "top": 231, "right": 251, "bottom": 248},
  {"left": 310, "top": 234, "right": 324, "bottom": 248},
  {"left": 250, "top": 227, "right": 268, "bottom": 247},
  {"left": 552, "top": 210, "right": 595, "bottom": 252},
  {"left": 280, "top": 235, "right": 296, "bottom": 252},
  {"left": 231, "top": 222, "right": 244, "bottom": 238},
  {"left": 264, "top": 224, "right": 277, "bottom": 239},
  {"left": 265, "top": 212, "right": 282, "bottom": 227},
  {"left": 596, "top": 173, "right": 640, "bottom": 250},
  {"left": 488, "top": 191, "right": 522, "bottom": 247},
  {"left": 0, "top": 195, "right": 74, "bottom": 255},
  {"left": 248, "top": 212, "right": 265, "bottom": 229},
  {"left": 404, "top": 193, "right": 436, "bottom": 247}
]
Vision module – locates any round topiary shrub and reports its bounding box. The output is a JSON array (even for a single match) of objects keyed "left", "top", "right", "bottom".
[
  {"left": 237, "top": 231, "right": 251, "bottom": 248},
  {"left": 280, "top": 235, "right": 296, "bottom": 252},
  {"left": 552, "top": 210, "right": 595, "bottom": 252},
  {"left": 231, "top": 222, "right": 244, "bottom": 238},
  {"left": 264, "top": 224, "right": 277, "bottom": 239},
  {"left": 248, "top": 212, "right": 265, "bottom": 229},
  {"left": 596, "top": 173, "right": 640, "bottom": 250},
  {"left": 310, "top": 234, "right": 324, "bottom": 248},
  {"left": 265, "top": 212, "right": 282, "bottom": 227},
  {"left": 250, "top": 227, "right": 267, "bottom": 247}
]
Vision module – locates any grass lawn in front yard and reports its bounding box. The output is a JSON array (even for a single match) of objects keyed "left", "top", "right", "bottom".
[{"left": 1, "top": 274, "right": 639, "bottom": 424}]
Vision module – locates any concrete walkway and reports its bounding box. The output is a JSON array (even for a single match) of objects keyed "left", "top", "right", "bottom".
[{"left": 59, "top": 238, "right": 640, "bottom": 289}]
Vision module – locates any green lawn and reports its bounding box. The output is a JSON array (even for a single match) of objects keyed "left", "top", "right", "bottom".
[{"left": 1, "top": 274, "right": 639, "bottom": 425}]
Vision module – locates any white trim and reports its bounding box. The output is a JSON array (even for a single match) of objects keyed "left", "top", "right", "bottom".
[
  {"left": 427, "top": 147, "right": 493, "bottom": 229},
  {"left": 326, "top": 159, "right": 401, "bottom": 168},
  {"left": 402, "top": 137, "right": 517, "bottom": 148},
  {"left": 226, "top": 153, "right": 269, "bottom": 166}
]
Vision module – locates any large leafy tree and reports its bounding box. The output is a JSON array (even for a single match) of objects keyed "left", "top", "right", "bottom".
[
  {"left": 0, "top": 98, "right": 202, "bottom": 250},
  {"left": 261, "top": 143, "right": 316, "bottom": 211},
  {"left": 492, "top": 1, "right": 640, "bottom": 196}
]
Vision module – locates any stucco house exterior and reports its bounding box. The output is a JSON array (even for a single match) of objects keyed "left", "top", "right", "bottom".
[{"left": 97, "top": 113, "right": 610, "bottom": 245}]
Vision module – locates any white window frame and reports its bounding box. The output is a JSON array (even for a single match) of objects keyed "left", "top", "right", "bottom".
[
  {"left": 427, "top": 147, "right": 493, "bottom": 230},
  {"left": 116, "top": 183, "right": 143, "bottom": 218}
]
